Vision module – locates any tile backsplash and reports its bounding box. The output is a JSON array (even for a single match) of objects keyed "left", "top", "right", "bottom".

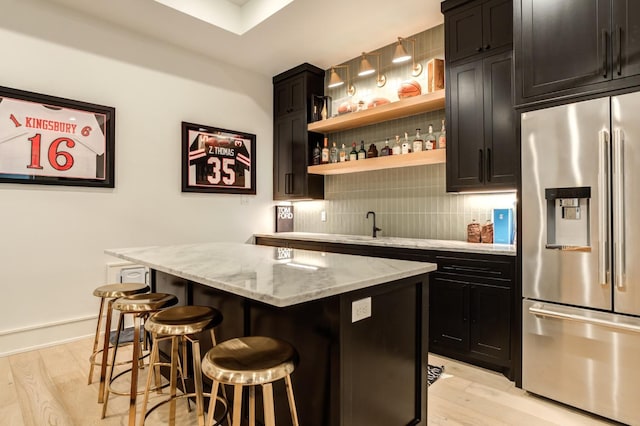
[{"left": 292, "top": 163, "right": 517, "bottom": 241}]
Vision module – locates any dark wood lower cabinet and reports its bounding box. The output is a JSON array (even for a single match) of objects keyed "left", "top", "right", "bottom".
[{"left": 255, "top": 236, "right": 517, "bottom": 380}]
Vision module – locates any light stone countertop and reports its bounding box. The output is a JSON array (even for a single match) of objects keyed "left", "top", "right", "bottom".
[
  {"left": 105, "top": 242, "right": 436, "bottom": 307},
  {"left": 254, "top": 232, "right": 517, "bottom": 256}
]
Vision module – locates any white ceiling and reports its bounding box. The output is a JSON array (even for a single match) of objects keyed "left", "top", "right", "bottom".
[{"left": 43, "top": 0, "right": 444, "bottom": 78}]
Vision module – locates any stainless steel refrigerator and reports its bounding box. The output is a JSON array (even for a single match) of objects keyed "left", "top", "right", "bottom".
[{"left": 522, "top": 92, "right": 640, "bottom": 425}]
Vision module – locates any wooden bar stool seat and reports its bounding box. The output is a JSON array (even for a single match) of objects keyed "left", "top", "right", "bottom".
[
  {"left": 89, "top": 282, "right": 150, "bottom": 403},
  {"left": 101, "top": 292, "right": 178, "bottom": 426},
  {"left": 140, "top": 305, "right": 228, "bottom": 426},
  {"left": 202, "top": 336, "right": 300, "bottom": 426}
]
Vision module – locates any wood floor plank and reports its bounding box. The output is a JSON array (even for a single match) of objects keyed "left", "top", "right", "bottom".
[
  {"left": 0, "top": 356, "right": 25, "bottom": 426},
  {"left": 9, "top": 350, "right": 74, "bottom": 426}
]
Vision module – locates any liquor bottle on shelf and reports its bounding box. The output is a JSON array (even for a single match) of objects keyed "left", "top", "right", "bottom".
[
  {"left": 312, "top": 141, "right": 321, "bottom": 165},
  {"left": 329, "top": 141, "right": 338, "bottom": 163},
  {"left": 321, "top": 137, "right": 329, "bottom": 164},
  {"left": 412, "top": 128, "right": 423, "bottom": 153},
  {"left": 425, "top": 124, "right": 436, "bottom": 150},
  {"left": 392, "top": 135, "right": 402, "bottom": 155},
  {"left": 339, "top": 143, "right": 347, "bottom": 162},
  {"left": 367, "top": 143, "right": 378, "bottom": 158},
  {"left": 358, "top": 140, "right": 367, "bottom": 160},
  {"left": 401, "top": 132, "right": 411, "bottom": 154},
  {"left": 349, "top": 142, "right": 358, "bottom": 161},
  {"left": 438, "top": 119, "right": 446, "bottom": 149},
  {"left": 380, "top": 138, "right": 391, "bottom": 156}
]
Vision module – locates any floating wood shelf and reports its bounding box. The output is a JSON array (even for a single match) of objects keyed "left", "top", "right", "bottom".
[
  {"left": 307, "top": 149, "right": 446, "bottom": 175},
  {"left": 307, "top": 90, "right": 446, "bottom": 133}
]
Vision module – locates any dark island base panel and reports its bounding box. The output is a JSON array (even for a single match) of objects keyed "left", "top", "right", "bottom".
[{"left": 152, "top": 269, "right": 429, "bottom": 426}]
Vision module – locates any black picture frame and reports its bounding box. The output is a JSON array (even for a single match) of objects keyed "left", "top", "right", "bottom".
[
  {"left": 181, "top": 121, "right": 256, "bottom": 194},
  {"left": 0, "top": 85, "right": 115, "bottom": 188}
]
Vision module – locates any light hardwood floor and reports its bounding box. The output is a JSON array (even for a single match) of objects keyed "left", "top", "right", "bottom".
[{"left": 1, "top": 337, "right": 623, "bottom": 425}]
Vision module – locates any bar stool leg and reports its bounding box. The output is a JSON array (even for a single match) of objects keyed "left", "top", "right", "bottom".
[
  {"left": 248, "top": 386, "right": 256, "bottom": 426},
  {"left": 102, "top": 311, "right": 124, "bottom": 418},
  {"left": 191, "top": 338, "right": 206, "bottom": 426},
  {"left": 169, "top": 336, "right": 179, "bottom": 425},
  {"left": 232, "top": 385, "right": 243, "bottom": 426},
  {"left": 206, "top": 380, "right": 220, "bottom": 426},
  {"left": 88, "top": 297, "right": 106, "bottom": 385},
  {"left": 98, "top": 299, "right": 116, "bottom": 403},
  {"left": 128, "top": 315, "right": 142, "bottom": 426},
  {"left": 262, "top": 383, "right": 276, "bottom": 426},
  {"left": 285, "top": 375, "right": 300, "bottom": 426},
  {"left": 139, "top": 332, "right": 159, "bottom": 426}
]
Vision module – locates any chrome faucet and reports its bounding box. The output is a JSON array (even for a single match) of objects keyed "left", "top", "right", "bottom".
[{"left": 366, "top": 211, "right": 382, "bottom": 238}]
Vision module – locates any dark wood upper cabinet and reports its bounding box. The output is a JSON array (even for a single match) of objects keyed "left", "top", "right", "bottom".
[
  {"left": 273, "top": 64, "right": 325, "bottom": 201},
  {"left": 446, "top": 50, "right": 516, "bottom": 191},
  {"left": 515, "top": 0, "right": 640, "bottom": 107},
  {"left": 443, "top": 0, "right": 516, "bottom": 192},
  {"left": 444, "top": 0, "right": 512, "bottom": 63}
]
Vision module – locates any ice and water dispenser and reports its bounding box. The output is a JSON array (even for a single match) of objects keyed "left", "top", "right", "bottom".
[{"left": 545, "top": 187, "right": 591, "bottom": 250}]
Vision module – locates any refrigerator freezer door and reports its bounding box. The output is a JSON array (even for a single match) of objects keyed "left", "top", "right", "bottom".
[
  {"left": 523, "top": 299, "right": 640, "bottom": 425},
  {"left": 521, "top": 98, "right": 611, "bottom": 309},
  {"left": 612, "top": 92, "right": 640, "bottom": 316}
]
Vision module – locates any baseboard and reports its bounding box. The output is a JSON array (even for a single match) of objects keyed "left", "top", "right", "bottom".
[{"left": 0, "top": 314, "right": 97, "bottom": 357}]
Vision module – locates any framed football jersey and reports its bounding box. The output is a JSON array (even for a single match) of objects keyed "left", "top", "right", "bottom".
[
  {"left": 181, "top": 121, "right": 256, "bottom": 194},
  {"left": 0, "top": 86, "right": 115, "bottom": 188}
]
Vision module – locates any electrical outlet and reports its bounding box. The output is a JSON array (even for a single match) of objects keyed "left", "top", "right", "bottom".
[
  {"left": 351, "top": 297, "right": 372, "bottom": 323},
  {"left": 321, "top": 210, "right": 327, "bottom": 222}
]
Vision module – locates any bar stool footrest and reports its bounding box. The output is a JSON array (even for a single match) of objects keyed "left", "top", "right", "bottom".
[{"left": 143, "top": 393, "right": 228, "bottom": 426}]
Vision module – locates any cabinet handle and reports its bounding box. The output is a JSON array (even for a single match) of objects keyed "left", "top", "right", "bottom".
[
  {"left": 484, "top": 44, "right": 491, "bottom": 50},
  {"left": 617, "top": 26, "right": 623, "bottom": 76},
  {"left": 478, "top": 149, "right": 484, "bottom": 183},
  {"left": 486, "top": 148, "right": 492, "bottom": 182},
  {"left": 476, "top": 46, "right": 483, "bottom": 52},
  {"left": 602, "top": 29, "right": 609, "bottom": 78}
]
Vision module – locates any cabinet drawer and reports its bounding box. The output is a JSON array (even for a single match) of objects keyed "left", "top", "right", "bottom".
[{"left": 435, "top": 254, "right": 514, "bottom": 281}]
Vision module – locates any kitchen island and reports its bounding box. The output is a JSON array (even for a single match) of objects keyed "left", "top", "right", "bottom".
[{"left": 106, "top": 242, "right": 436, "bottom": 426}]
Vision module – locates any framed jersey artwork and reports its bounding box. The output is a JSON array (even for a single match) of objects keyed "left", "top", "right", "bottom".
[
  {"left": 0, "top": 86, "right": 115, "bottom": 188},
  {"left": 182, "top": 121, "right": 256, "bottom": 194}
]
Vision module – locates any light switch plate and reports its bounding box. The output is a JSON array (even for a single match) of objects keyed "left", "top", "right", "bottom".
[
  {"left": 321, "top": 210, "right": 327, "bottom": 222},
  {"left": 352, "top": 297, "right": 372, "bottom": 323}
]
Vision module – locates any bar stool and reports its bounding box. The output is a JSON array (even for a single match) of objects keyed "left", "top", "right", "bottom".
[
  {"left": 102, "top": 292, "right": 178, "bottom": 426},
  {"left": 202, "top": 336, "right": 300, "bottom": 426},
  {"left": 139, "top": 305, "right": 228, "bottom": 426},
  {"left": 89, "top": 282, "right": 150, "bottom": 403}
]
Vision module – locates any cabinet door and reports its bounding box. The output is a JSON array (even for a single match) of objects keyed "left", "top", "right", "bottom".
[
  {"left": 429, "top": 275, "right": 468, "bottom": 352},
  {"left": 469, "top": 284, "right": 511, "bottom": 363},
  {"left": 446, "top": 3, "right": 484, "bottom": 63},
  {"left": 519, "top": 0, "right": 611, "bottom": 99},
  {"left": 612, "top": 0, "right": 640, "bottom": 79},
  {"left": 273, "top": 115, "right": 307, "bottom": 199},
  {"left": 483, "top": 51, "right": 516, "bottom": 188},
  {"left": 274, "top": 74, "right": 306, "bottom": 117},
  {"left": 446, "top": 59, "right": 485, "bottom": 191},
  {"left": 482, "top": 0, "right": 513, "bottom": 54}
]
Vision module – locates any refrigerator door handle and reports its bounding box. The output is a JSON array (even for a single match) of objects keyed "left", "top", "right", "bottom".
[
  {"left": 598, "top": 130, "right": 611, "bottom": 287},
  {"left": 613, "top": 129, "right": 625, "bottom": 289},
  {"left": 529, "top": 304, "right": 640, "bottom": 334}
]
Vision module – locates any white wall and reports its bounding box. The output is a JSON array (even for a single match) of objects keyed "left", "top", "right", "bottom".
[{"left": 0, "top": 0, "right": 275, "bottom": 355}]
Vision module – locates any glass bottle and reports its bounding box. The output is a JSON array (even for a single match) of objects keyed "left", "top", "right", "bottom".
[
  {"left": 412, "top": 128, "right": 423, "bottom": 153},
  {"left": 349, "top": 142, "right": 358, "bottom": 161},
  {"left": 312, "top": 141, "right": 321, "bottom": 165},
  {"left": 425, "top": 124, "right": 436, "bottom": 150},
  {"left": 380, "top": 138, "right": 391, "bottom": 156},
  {"left": 438, "top": 119, "right": 446, "bottom": 149},
  {"left": 367, "top": 143, "right": 378, "bottom": 158},
  {"left": 321, "top": 137, "right": 329, "bottom": 164},
  {"left": 329, "top": 141, "right": 338, "bottom": 163},
  {"left": 358, "top": 140, "right": 367, "bottom": 160},
  {"left": 392, "top": 135, "right": 402, "bottom": 155},
  {"left": 401, "top": 132, "right": 410, "bottom": 154},
  {"left": 339, "top": 143, "right": 347, "bottom": 162}
]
